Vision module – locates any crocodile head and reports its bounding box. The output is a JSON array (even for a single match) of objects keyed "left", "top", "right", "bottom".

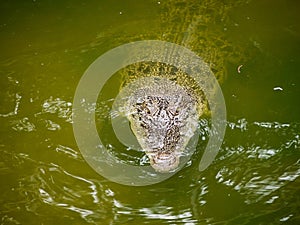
[{"left": 125, "top": 77, "right": 200, "bottom": 172}]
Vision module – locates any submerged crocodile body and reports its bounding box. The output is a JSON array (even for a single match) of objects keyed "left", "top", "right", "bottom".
[{"left": 112, "top": 0, "right": 254, "bottom": 172}]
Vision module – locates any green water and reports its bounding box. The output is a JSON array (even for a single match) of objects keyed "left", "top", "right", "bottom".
[{"left": 1, "top": 0, "right": 300, "bottom": 224}]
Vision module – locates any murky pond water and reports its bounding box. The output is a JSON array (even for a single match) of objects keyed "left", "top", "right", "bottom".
[{"left": 1, "top": 0, "right": 300, "bottom": 224}]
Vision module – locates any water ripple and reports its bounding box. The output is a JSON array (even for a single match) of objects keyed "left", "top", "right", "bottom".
[
  {"left": 54, "top": 144, "right": 82, "bottom": 161},
  {"left": 37, "top": 96, "right": 73, "bottom": 123},
  {"left": 0, "top": 149, "right": 118, "bottom": 224}
]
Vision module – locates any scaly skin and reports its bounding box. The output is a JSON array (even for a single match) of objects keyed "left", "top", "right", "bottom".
[
  {"left": 116, "top": 0, "right": 254, "bottom": 172},
  {"left": 124, "top": 77, "right": 199, "bottom": 172}
]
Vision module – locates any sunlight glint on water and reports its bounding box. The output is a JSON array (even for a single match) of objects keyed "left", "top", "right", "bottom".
[{"left": 0, "top": 0, "right": 300, "bottom": 224}]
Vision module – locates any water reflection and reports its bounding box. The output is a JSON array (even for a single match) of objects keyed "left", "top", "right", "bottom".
[
  {"left": 11, "top": 117, "right": 36, "bottom": 132},
  {"left": 8, "top": 155, "right": 118, "bottom": 224},
  {"left": 39, "top": 96, "right": 73, "bottom": 123},
  {"left": 0, "top": 0, "right": 299, "bottom": 223},
  {"left": 1, "top": 89, "right": 299, "bottom": 224},
  {"left": 54, "top": 144, "right": 82, "bottom": 160}
]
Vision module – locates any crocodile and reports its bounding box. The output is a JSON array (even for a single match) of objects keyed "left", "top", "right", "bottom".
[{"left": 112, "top": 0, "right": 254, "bottom": 172}]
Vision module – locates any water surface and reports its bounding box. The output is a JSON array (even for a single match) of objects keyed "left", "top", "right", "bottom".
[{"left": 1, "top": 0, "right": 300, "bottom": 224}]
